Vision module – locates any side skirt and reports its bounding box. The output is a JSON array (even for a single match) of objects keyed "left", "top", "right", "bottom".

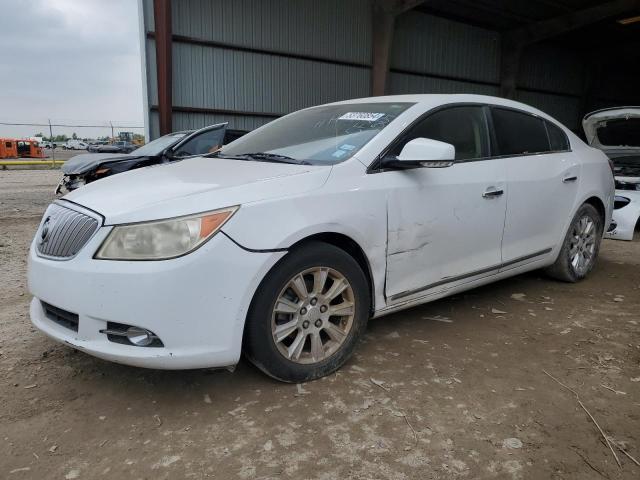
[{"left": 375, "top": 249, "right": 552, "bottom": 318}]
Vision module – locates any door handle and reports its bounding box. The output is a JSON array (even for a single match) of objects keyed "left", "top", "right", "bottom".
[
  {"left": 482, "top": 189, "right": 504, "bottom": 198},
  {"left": 562, "top": 176, "right": 578, "bottom": 183}
]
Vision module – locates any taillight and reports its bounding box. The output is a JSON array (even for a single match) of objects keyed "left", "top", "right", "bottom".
[{"left": 607, "top": 158, "right": 615, "bottom": 176}]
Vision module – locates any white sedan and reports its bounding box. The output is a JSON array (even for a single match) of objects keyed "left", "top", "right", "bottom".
[{"left": 28, "top": 94, "right": 614, "bottom": 382}]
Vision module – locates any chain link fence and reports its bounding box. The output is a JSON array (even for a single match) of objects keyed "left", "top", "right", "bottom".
[{"left": 0, "top": 119, "right": 145, "bottom": 165}]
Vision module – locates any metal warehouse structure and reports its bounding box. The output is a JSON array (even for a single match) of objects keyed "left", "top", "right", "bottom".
[{"left": 139, "top": 0, "right": 640, "bottom": 139}]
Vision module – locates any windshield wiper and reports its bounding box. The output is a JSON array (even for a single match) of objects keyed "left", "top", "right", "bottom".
[
  {"left": 204, "top": 151, "right": 310, "bottom": 164},
  {"left": 237, "top": 152, "right": 311, "bottom": 165},
  {"left": 202, "top": 151, "right": 241, "bottom": 159}
]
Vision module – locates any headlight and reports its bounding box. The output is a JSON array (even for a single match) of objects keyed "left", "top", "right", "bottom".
[{"left": 95, "top": 206, "right": 238, "bottom": 260}]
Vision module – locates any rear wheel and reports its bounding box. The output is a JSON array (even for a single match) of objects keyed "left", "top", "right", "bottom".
[
  {"left": 244, "top": 242, "right": 370, "bottom": 382},
  {"left": 545, "top": 203, "right": 603, "bottom": 282}
]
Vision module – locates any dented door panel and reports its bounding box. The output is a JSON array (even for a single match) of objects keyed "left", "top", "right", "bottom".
[{"left": 385, "top": 159, "right": 507, "bottom": 301}]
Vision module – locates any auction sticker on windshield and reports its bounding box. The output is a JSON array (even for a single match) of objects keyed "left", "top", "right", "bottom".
[{"left": 338, "top": 112, "right": 386, "bottom": 122}]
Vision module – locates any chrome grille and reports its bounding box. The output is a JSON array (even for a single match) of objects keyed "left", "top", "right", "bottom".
[{"left": 36, "top": 203, "right": 99, "bottom": 259}]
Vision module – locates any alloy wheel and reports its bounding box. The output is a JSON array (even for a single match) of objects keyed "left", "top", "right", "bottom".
[
  {"left": 271, "top": 267, "right": 355, "bottom": 364},
  {"left": 568, "top": 215, "right": 597, "bottom": 276}
]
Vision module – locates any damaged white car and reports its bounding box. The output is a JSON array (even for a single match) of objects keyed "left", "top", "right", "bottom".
[
  {"left": 29, "top": 95, "right": 613, "bottom": 382},
  {"left": 584, "top": 107, "right": 640, "bottom": 240}
]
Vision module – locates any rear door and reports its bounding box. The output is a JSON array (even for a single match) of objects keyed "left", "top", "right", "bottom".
[{"left": 490, "top": 107, "right": 578, "bottom": 264}]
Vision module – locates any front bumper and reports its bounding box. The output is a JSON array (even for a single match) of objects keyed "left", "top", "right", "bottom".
[{"left": 28, "top": 227, "right": 285, "bottom": 369}]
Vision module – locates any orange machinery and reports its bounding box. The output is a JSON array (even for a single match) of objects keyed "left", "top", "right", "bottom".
[
  {"left": 0, "top": 138, "right": 45, "bottom": 159},
  {"left": 0, "top": 139, "right": 18, "bottom": 158},
  {"left": 17, "top": 139, "right": 45, "bottom": 158}
]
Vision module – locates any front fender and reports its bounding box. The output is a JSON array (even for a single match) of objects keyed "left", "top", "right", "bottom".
[{"left": 221, "top": 161, "right": 389, "bottom": 310}]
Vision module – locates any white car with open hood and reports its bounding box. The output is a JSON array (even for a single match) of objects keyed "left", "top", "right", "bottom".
[
  {"left": 583, "top": 107, "right": 640, "bottom": 241},
  {"left": 28, "top": 94, "right": 614, "bottom": 382}
]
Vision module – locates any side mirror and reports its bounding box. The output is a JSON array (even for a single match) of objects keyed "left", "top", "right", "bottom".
[{"left": 388, "top": 138, "right": 456, "bottom": 169}]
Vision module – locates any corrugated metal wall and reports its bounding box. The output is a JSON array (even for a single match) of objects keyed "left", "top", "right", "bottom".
[
  {"left": 388, "top": 12, "right": 500, "bottom": 100},
  {"left": 171, "top": 0, "right": 371, "bottom": 64},
  {"left": 171, "top": 42, "right": 370, "bottom": 116},
  {"left": 515, "top": 43, "right": 586, "bottom": 129},
  {"left": 141, "top": 1, "right": 634, "bottom": 138},
  {"left": 143, "top": 0, "right": 372, "bottom": 138},
  {"left": 390, "top": 12, "right": 501, "bottom": 85},
  {"left": 387, "top": 10, "right": 591, "bottom": 130}
]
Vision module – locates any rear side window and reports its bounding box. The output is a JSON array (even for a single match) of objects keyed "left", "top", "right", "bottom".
[
  {"left": 389, "top": 106, "right": 489, "bottom": 161},
  {"left": 491, "top": 108, "right": 550, "bottom": 156},
  {"left": 546, "top": 121, "right": 570, "bottom": 151}
]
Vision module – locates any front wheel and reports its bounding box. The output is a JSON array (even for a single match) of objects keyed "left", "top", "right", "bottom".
[
  {"left": 545, "top": 203, "right": 603, "bottom": 282},
  {"left": 244, "top": 242, "right": 370, "bottom": 382}
]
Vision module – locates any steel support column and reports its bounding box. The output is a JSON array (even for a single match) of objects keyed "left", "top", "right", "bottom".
[
  {"left": 154, "top": 0, "right": 172, "bottom": 135},
  {"left": 499, "top": 44, "right": 522, "bottom": 100},
  {"left": 371, "top": 4, "right": 396, "bottom": 96},
  {"left": 371, "top": 0, "right": 426, "bottom": 96}
]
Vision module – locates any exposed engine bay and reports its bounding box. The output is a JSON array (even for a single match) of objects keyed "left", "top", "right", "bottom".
[{"left": 583, "top": 107, "right": 640, "bottom": 240}]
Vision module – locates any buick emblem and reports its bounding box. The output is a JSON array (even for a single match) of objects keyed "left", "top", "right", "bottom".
[{"left": 40, "top": 216, "right": 51, "bottom": 244}]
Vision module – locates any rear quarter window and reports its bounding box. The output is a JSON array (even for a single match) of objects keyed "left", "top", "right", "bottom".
[
  {"left": 546, "top": 121, "right": 570, "bottom": 151},
  {"left": 491, "top": 108, "right": 550, "bottom": 156}
]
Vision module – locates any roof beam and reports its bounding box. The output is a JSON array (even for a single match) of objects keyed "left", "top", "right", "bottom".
[
  {"left": 506, "top": 0, "right": 640, "bottom": 46},
  {"left": 375, "top": 0, "right": 427, "bottom": 15},
  {"left": 530, "top": 0, "right": 572, "bottom": 13},
  {"left": 449, "top": 0, "right": 533, "bottom": 23}
]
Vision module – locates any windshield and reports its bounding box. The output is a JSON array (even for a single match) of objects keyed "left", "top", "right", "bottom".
[
  {"left": 221, "top": 102, "right": 414, "bottom": 165},
  {"left": 597, "top": 118, "right": 640, "bottom": 147},
  {"left": 133, "top": 133, "right": 187, "bottom": 156}
]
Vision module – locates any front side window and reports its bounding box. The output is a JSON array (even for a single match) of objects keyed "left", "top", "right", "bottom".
[
  {"left": 388, "top": 105, "right": 489, "bottom": 161},
  {"left": 221, "top": 102, "right": 414, "bottom": 165},
  {"left": 174, "top": 128, "right": 226, "bottom": 157},
  {"left": 491, "top": 108, "right": 550, "bottom": 156},
  {"left": 133, "top": 133, "right": 186, "bottom": 156}
]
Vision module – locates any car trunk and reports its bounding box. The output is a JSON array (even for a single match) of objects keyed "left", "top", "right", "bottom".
[{"left": 583, "top": 108, "right": 640, "bottom": 190}]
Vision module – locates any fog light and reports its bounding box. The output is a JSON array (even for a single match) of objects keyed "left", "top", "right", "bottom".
[
  {"left": 100, "top": 322, "right": 163, "bottom": 347},
  {"left": 126, "top": 327, "right": 155, "bottom": 346}
]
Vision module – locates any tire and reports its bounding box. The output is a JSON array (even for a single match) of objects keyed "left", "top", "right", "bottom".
[
  {"left": 244, "top": 241, "right": 370, "bottom": 383},
  {"left": 545, "top": 203, "right": 603, "bottom": 282}
]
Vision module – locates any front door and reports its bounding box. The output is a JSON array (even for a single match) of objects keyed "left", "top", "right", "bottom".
[{"left": 383, "top": 105, "right": 507, "bottom": 302}]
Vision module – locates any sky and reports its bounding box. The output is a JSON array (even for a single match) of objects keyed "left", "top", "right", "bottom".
[{"left": 0, "top": 0, "right": 144, "bottom": 139}]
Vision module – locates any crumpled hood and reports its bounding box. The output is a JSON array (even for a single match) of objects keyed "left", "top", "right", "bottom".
[
  {"left": 63, "top": 156, "right": 331, "bottom": 224},
  {"left": 583, "top": 107, "right": 640, "bottom": 150},
  {"left": 62, "top": 152, "right": 137, "bottom": 174}
]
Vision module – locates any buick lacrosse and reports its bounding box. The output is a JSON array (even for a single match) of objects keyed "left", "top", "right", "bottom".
[{"left": 29, "top": 94, "right": 614, "bottom": 382}]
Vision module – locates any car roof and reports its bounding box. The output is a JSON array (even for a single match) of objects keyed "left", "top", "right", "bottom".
[
  {"left": 327, "top": 93, "right": 551, "bottom": 118},
  {"left": 167, "top": 130, "right": 194, "bottom": 137}
]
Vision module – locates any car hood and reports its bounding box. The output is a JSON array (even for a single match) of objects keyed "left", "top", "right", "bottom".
[
  {"left": 583, "top": 107, "right": 640, "bottom": 152},
  {"left": 62, "top": 153, "right": 137, "bottom": 174},
  {"left": 63, "top": 156, "right": 332, "bottom": 224}
]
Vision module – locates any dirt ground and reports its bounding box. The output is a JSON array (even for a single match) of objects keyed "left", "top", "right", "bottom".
[{"left": 1, "top": 169, "right": 639, "bottom": 480}]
